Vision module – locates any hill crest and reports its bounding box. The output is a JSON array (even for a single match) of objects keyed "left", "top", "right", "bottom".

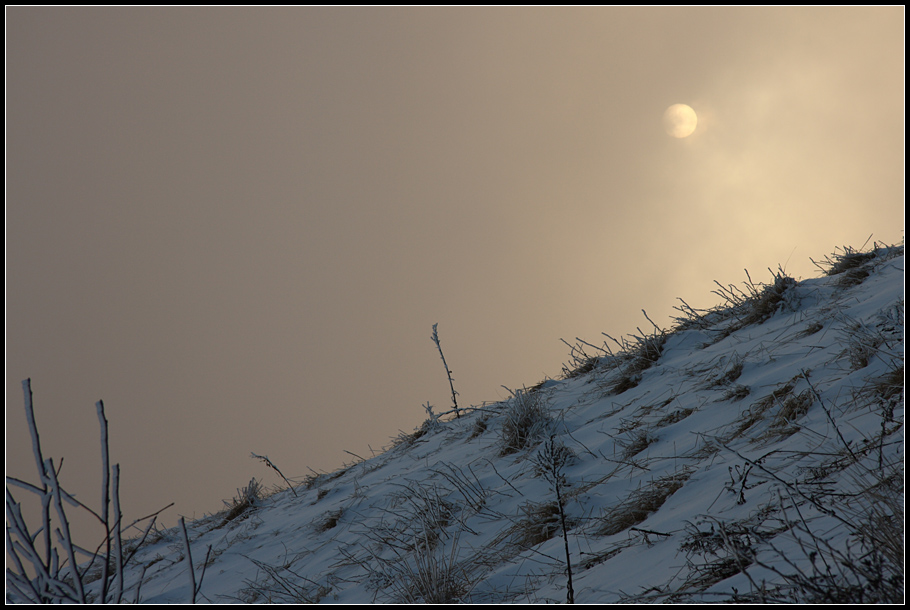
[{"left": 7, "top": 243, "right": 904, "bottom": 603}]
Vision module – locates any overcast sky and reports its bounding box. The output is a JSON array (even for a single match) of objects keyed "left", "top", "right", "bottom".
[{"left": 7, "top": 7, "right": 904, "bottom": 541}]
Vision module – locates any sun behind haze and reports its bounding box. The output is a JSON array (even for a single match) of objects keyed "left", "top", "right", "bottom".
[
  {"left": 664, "top": 103, "right": 698, "bottom": 138},
  {"left": 6, "top": 7, "right": 904, "bottom": 546}
]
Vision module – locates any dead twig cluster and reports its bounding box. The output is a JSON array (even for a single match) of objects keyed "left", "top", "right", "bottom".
[{"left": 6, "top": 379, "right": 173, "bottom": 603}]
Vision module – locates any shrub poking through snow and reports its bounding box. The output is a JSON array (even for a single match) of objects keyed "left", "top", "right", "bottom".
[
  {"left": 221, "top": 478, "right": 263, "bottom": 526},
  {"left": 534, "top": 436, "right": 577, "bottom": 603},
  {"left": 811, "top": 243, "right": 877, "bottom": 277},
  {"left": 499, "top": 389, "right": 553, "bottom": 455},
  {"left": 391, "top": 530, "right": 472, "bottom": 603}
]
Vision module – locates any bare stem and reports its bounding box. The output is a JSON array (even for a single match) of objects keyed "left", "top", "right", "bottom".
[
  {"left": 180, "top": 516, "right": 197, "bottom": 603},
  {"left": 251, "top": 452, "right": 298, "bottom": 497},
  {"left": 431, "top": 323, "right": 460, "bottom": 418}
]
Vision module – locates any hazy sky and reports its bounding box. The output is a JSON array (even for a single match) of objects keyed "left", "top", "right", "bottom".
[{"left": 6, "top": 7, "right": 904, "bottom": 542}]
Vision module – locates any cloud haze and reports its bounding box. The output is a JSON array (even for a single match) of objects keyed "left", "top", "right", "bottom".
[{"left": 7, "top": 7, "right": 903, "bottom": 537}]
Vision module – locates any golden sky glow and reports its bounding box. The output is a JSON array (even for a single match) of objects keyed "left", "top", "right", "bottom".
[{"left": 6, "top": 7, "right": 904, "bottom": 538}]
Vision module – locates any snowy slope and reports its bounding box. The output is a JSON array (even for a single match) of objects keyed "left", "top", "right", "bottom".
[{"left": 9, "top": 245, "right": 904, "bottom": 603}]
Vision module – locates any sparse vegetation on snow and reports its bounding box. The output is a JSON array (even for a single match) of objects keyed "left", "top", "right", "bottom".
[{"left": 7, "top": 242, "right": 904, "bottom": 603}]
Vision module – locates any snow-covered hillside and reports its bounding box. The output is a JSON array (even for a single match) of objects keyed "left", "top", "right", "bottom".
[{"left": 8, "top": 244, "right": 904, "bottom": 603}]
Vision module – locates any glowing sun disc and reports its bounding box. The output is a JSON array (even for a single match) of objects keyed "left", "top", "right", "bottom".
[{"left": 663, "top": 104, "right": 698, "bottom": 138}]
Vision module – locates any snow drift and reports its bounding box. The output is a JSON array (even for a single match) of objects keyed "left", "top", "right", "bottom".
[{"left": 7, "top": 244, "right": 904, "bottom": 603}]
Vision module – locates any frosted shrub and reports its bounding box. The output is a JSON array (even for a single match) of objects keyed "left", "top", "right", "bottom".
[{"left": 499, "top": 390, "right": 552, "bottom": 455}]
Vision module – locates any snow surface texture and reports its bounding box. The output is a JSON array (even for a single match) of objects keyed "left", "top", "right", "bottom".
[{"left": 8, "top": 245, "right": 904, "bottom": 603}]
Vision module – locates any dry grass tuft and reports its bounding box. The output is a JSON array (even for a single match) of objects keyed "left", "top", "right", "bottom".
[
  {"left": 604, "top": 328, "right": 668, "bottom": 393},
  {"left": 315, "top": 508, "right": 344, "bottom": 533},
  {"left": 812, "top": 245, "right": 877, "bottom": 277},
  {"left": 721, "top": 384, "right": 751, "bottom": 402},
  {"left": 767, "top": 389, "right": 813, "bottom": 437},
  {"left": 219, "top": 478, "right": 264, "bottom": 527},
  {"left": 563, "top": 356, "right": 600, "bottom": 379},
  {"left": 510, "top": 501, "right": 565, "bottom": 549},
  {"left": 836, "top": 266, "right": 872, "bottom": 287},
  {"left": 839, "top": 322, "right": 887, "bottom": 370},
  {"left": 392, "top": 532, "right": 473, "bottom": 604},
  {"left": 725, "top": 379, "right": 796, "bottom": 441},
  {"left": 304, "top": 467, "right": 348, "bottom": 491},
  {"left": 796, "top": 321, "right": 825, "bottom": 338},
  {"left": 597, "top": 470, "right": 691, "bottom": 536},
  {"left": 656, "top": 407, "right": 695, "bottom": 427},
  {"left": 708, "top": 356, "right": 745, "bottom": 388},
  {"left": 871, "top": 364, "right": 904, "bottom": 402},
  {"left": 469, "top": 413, "right": 489, "bottom": 439},
  {"left": 619, "top": 430, "right": 657, "bottom": 460},
  {"left": 608, "top": 372, "right": 643, "bottom": 395},
  {"left": 737, "top": 272, "right": 797, "bottom": 328},
  {"left": 677, "top": 268, "right": 797, "bottom": 340},
  {"left": 499, "top": 390, "right": 552, "bottom": 455}
]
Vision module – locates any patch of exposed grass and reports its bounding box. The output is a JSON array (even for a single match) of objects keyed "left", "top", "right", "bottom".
[
  {"left": 304, "top": 467, "right": 348, "bottom": 491},
  {"left": 796, "top": 321, "right": 825, "bottom": 338},
  {"left": 678, "top": 269, "right": 798, "bottom": 341},
  {"left": 390, "top": 411, "right": 448, "bottom": 450},
  {"left": 510, "top": 501, "right": 565, "bottom": 549},
  {"left": 765, "top": 389, "right": 813, "bottom": 438},
  {"left": 839, "top": 321, "right": 886, "bottom": 370},
  {"left": 725, "top": 379, "right": 797, "bottom": 441},
  {"left": 560, "top": 337, "right": 606, "bottom": 380},
  {"left": 707, "top": 356, "right": 745, "bottom": 388},
  {"left": 601, "top": 328, "right": 668, "bottom": 394},
  {"left": 315, "top": 508, "right": 344, "bottom": 533},
  {"left": 608, "top": 372, "right": 643, "bottom": 395},
  {"left": 656, "top": 407, "right": 694, "bottom": 427},
  {"left": 871, "top": 364, "right": 904, "bottom": 402},
  {"left": 812, "top": 245, "right": 877, "bottom": 277},
  {"left": 836, "top": 266, "right": 872, "bottom": 287},
  {"left": 736, "top": 272, "right": 797, "bottom": 328},
  {"left": 721, "top": 384, "right": 751, "bottom": 402},
  {"left": 218, "top": 478, "right": 263, "bottom": 527},
  {"left": 469, "top": 413, "right": 489, "bottom": 439},
  {"left": 580, "top": 547, "right": 624, "bottom": 570},
  {"left": 563, "top": 356, "right": 600, "bottom": 380},
  {"left": 597, "top": 470, "right": 692, "bottom": 536},
  {"left": 619, "top": 430, "right": 657, "bottom": 460},
  {"left": 682, "top": 556, "right": 751, "bottom": 595}
]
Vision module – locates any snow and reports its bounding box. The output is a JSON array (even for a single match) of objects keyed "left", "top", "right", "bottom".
[{"left": 8, "top": 245, "right": 904, "bottom": 603}]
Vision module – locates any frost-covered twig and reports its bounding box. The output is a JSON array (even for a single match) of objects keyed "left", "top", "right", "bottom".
[
  {"left": 431, "top": 323, "right": 460, "bottom": 418},
  {"left": 6, "top": 379, "right": 172, "bottom": 603},
  {"left": 47, "top": 456, "right": 86, "bottom": 602},
  {"left": 535, "top": 436, "right": 575, "bottom": 604},
  {"left": 799, "top": 369, "right": 856, "bottom": 461},
  {"left": 111, "top": 464, "right": 124, "bottom": 603},
  {"left": 251, "top": 452, "right": 298, "bottom": 497}
]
